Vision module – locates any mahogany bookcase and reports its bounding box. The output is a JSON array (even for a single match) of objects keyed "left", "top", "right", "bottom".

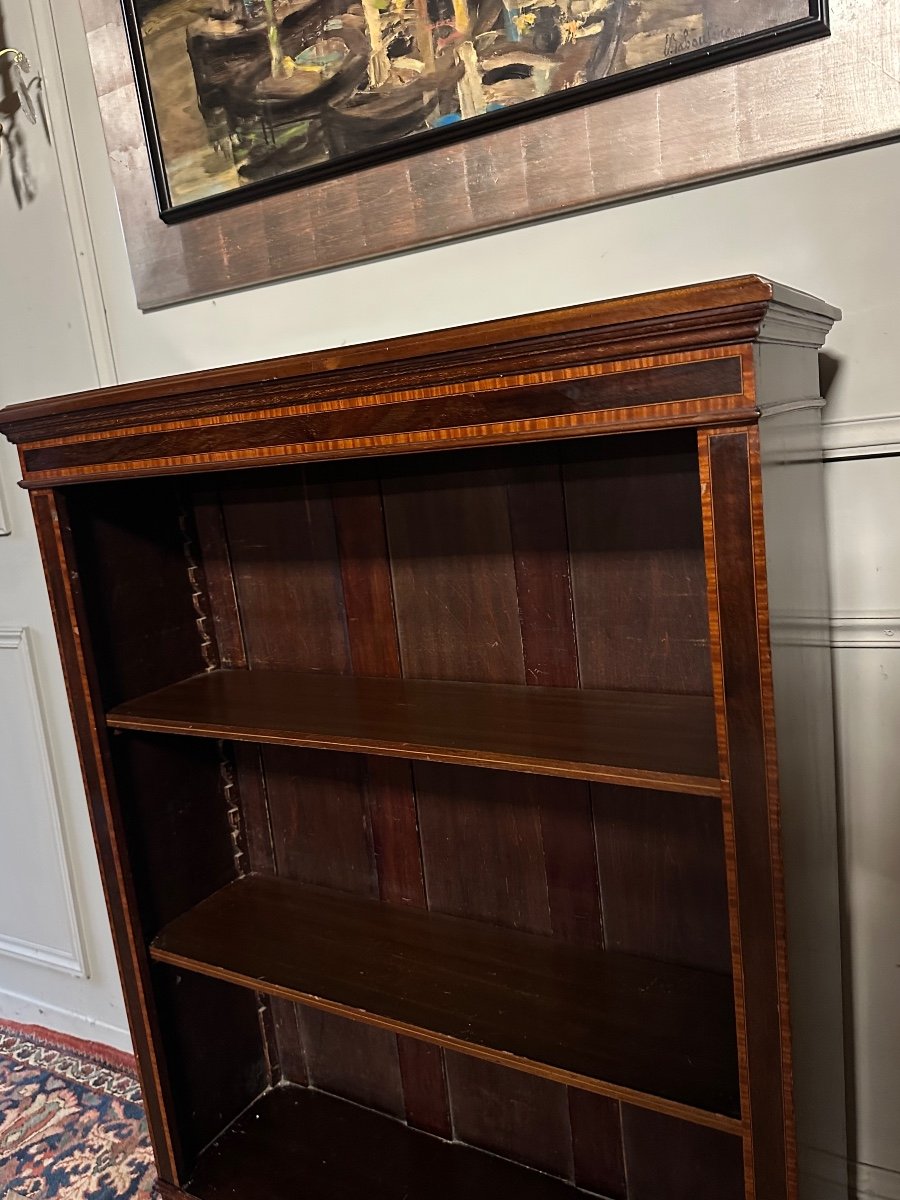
[{"left": 0, "top": 277, "right": 846, "bottom": 1200}]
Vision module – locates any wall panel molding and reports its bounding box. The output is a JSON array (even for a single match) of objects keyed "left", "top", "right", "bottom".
[
  {"left": 855, "top": 1161, "right": 900, "bottom": 1200},
  {"left": 831, "top": 614, "right": 900, "bottom": 650},
  {"left": 769, "top": 612, "right": 900, "bottom": 650},
  {"left": 0, "top": 627, "right": 86, "bottom": 977},
  {"left": 822, "top": 414, "right": 900, "bottom": 459}
]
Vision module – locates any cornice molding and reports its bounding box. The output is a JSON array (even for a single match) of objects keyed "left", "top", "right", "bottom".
[{"left": 0, "top": 276, "right": 838, "bottom": 445}]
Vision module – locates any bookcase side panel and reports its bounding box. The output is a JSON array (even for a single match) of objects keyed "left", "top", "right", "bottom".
[
  {"left": 699, "top": 425, "right": 795, "bottom": 1200},
  {"left": 29, "top": 487, "right": 184, "bottom": 1184}
]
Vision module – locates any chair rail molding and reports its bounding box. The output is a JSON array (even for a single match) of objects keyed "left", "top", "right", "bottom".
[
  {"left": 831, "top": 614, "right": 900, "bottom": 650},
  {"left": 855, "top": 1161, "right": 900, "bottom": 1200},
  {"left": 822, "top": 414, "right": 900, "bottom": 460},
  {"left": 0, "top": 626, "right": 86, "bottom": 977}
]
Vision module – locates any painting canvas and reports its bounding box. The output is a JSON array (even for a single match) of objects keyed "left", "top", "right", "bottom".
[{"left": 123, "top": 0, "right": 828, "bottom": 220}]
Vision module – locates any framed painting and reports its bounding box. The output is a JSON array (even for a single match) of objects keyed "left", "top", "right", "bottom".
[{"left": 123, "top": 0, "right": 829, "bottom": 222}]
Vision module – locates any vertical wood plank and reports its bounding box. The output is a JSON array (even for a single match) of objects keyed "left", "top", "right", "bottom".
[
  {"left": 385, "top": 461, "right": 575, "bottom": 1171},
  {"left": 567, "top": 1091, "right": 627, "bottom": 1200},
  {"left": 444, "top": 1054, "right": 574, "bottom": 1181},
  {"left": 221, "top": 470, "right": 402, "bottom": 1113},
  {"left": 384, "top": 466, "right": 525, "bottom": 684},
  {"left": 507, "top": 462, "right": 604, "bottom": 949},
  {"left": 264, "top": 746, "right": 377, "bottom": 895},
  {"left": 700, "top": 426, "right": 793, "bottom": 1200},
  {"left": 332, "top": 475, "right": 452, "bottom": 1136},
  {"left": 301, "top": 1010, "right": 405, "bottom": 1120},
  {"left": 415, "top": 762, "right": 551, "bottom": 933},
  {"left": 566, "top": 432, "right": 712, "bottom": 696},
  {"left": 622, "top": 1107, "right": 745, "bottom": 1200},
  {"left": 507, "top": 458, "right": 623, "bottom": 1189},
  {"left": 592, "top": 784, "right": 732, "bottom": 973},
  {"left": 222, "top": 471, "right": 351, "bottom": 673},
  {"left": 192, "top": 488, "right": 299, "bottom": 1085}
]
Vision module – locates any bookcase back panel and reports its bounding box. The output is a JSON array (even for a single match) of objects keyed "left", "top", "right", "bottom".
[
  {"left": 110, "top": 732, "right": 236, "bottom": 936},
  {"left": 151, "top": 966, "right": 268, "bottom": 1163},
  {"left": 564, "top": 436, "right": 712, "bottom": 695},
  {"left": 592, "top": 784, "right": 732, "bottom": 973},
  {"left": 66, "top": 479, "right": 209, "bottom": 709}
]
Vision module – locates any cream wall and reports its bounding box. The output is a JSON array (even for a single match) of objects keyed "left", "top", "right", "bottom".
[{"left": 0, "top": 0, "right": 898, "bottom": 1193}]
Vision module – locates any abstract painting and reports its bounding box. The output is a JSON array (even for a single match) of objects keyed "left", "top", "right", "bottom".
[{"left": 123, "top": 0, "right": 828, "bottom": 220}]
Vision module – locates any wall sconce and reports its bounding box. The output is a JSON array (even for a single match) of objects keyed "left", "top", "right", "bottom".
[
  {"left": 1, "top": 47, "right": 40, "bottom": 203},
  {"left": 1, "top": 48, "right": 37, "bottom": 148}
]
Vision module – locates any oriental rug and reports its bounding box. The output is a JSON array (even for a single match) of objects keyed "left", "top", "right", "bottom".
[{"left": 0, "top": 1021, "right": 154, "bottom": 1200}]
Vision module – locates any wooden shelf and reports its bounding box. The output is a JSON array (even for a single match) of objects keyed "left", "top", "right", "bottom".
[
  {"left": 180, "top": 1084, "right": 607, "bottom": 1200},
  {"left": 106, "top": 669, "right": 721, "bottom": 796},
  {"left": 150, "top": 874, "right": 740, "bottom": 1130}
]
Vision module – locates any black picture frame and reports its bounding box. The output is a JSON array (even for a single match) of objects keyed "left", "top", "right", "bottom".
[{"left": 121, "top": 0, "right": 829, "bottom": 224}]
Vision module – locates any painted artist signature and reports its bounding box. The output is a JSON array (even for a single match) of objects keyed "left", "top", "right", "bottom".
[{"left": 663, "top": 26, "right": 745, "bottom": 56}]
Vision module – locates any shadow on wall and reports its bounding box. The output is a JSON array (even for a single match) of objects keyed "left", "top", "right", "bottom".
[{"left": 0, "top": 1, "right": 49, "bottom": 207}]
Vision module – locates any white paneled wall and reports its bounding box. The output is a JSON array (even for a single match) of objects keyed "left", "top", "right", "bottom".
[
  {"left": 0, "top": 0, "right": 898, "bottom": 1191},
  {"left": 0, "top": 0, "right": 128, "bottom": 1049},
  {"left": 0, "top": 627, "right": 84, "bottom": 975}
]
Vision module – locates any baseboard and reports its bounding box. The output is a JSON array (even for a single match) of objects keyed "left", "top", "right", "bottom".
[
  {"left": 0, "top": 985, "right": 131, "bottom": 1054},
  {"left": 855, "top": 1162, "right": 900, "bottom": 1200}
]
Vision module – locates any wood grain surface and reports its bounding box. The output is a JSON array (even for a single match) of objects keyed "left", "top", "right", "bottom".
[
  {"left": 166, "top": 1085, "right": 675, "bottom": 1200},
  {"left": 8, "top": 281, "right": 843, "bottom": 1200},
  {"left": 149, "top": 872, "right": 740, "bottom": 1127},
  {"left": 77, "top": 0, "right": 897, "bottom": 309},
  {"left": 105, "top": 668, "right": 721, "bottom": 794}
]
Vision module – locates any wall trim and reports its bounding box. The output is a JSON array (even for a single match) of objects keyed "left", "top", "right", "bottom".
[
  {"left": 27, "top": 0, "right": 117, "bottom": 389},
  {"left": 856, "top": 1161, "right": 900, "bottom": 1200},
  {"left": 0, "top": 627, "right": 87, "bottom": 978},
  {"left": 831, "top": 614, "right": 900, "bottom": 649},
  {"left": 0, "top": 984, "right": 131, "bottom": 1054},
  {"left": 822, "top": 414, "right": 900, "bottom": 459},
  {"left": 0, "top": 931, "right": 83, "bottom": 974},
  {"left": 769, "top": 612, "right": 900, "bottom": 649}
]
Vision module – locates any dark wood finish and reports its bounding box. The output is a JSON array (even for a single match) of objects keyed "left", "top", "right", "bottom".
[
  {"left": 592, "top": 784, "right": 732, "bottom": 973},
  {"left": 21, "top": 358, "right": 744, "bottom": 480},
  {"left": 28, "top": 490, "right": 184, "bottom": 1184},
  {"left": 443, "top": 1055, "right": 574, "bottom": 1179},
  {"left": 106, "top": 668, "right": 721, "bottom": 794},
  {"left": 565, "top": 433, "right": 712, "bottom": 695},
  {"left": 568, "top": 1090, "right": 627, "bottom": 1198},
  {"left": 149, "top": 872, "right": 740, "bottom": 1127},
  {"left": 3, "top": 280, "right": 845, "bottom": 1200},
  {"left": 170, "top": 1083, "right": 610, "bottom": 1200},
  {"left": 0, "top": 277, "right": 835, "bottom": 441},
  {"left": 331, "top": 477, "right": 453, "bottom": 1136},
  {"left": 699, "top": 428, "right": 795, "bottom": 1200},
  {"left": 621, "top": 1106, "right": 745, "bottom": 1200},
  {"left": 382, "top": 458, "right": 602, "bottom": 1173}
]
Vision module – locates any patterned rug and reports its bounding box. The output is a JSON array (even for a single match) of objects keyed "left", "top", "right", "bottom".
[{"left": 0, "top": 1021, "right": 155, "bottom": 1199}]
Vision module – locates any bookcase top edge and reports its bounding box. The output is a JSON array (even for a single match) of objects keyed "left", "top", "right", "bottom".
[{"left": 0, "top": 276, "right": 838, "bottom": 446}]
